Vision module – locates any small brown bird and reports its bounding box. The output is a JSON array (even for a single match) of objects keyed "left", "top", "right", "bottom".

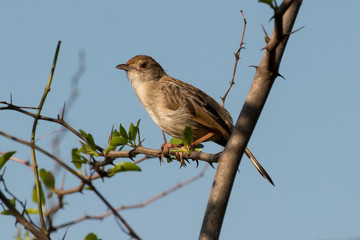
[{"left": 116, "top": 55, "right": 273, "bottom": 185}]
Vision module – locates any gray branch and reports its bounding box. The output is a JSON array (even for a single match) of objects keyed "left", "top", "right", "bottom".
[{"left": 199, "top": 1, "right": 303, "bottom": 239}]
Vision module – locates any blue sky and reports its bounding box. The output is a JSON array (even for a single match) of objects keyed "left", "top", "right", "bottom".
[{"left": 1, "top": 1, "right": 360, "bottom": 239}]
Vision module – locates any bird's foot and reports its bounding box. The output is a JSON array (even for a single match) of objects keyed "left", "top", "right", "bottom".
[
  {"left": 160, "top": 143, "right": 192, "bottom": 168},
  {"left": 160, "top": 143, "right": 180, "bottom": 164}
]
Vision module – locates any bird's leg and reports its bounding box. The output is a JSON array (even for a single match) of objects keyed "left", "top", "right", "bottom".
[
  {"left": 160, "top": 130, "right": 182, "bottom": 164},
  {"left": 160, "top": 131, "right": 216, "bottom": 168},
  {"left": 191, "top": 132, "right": 215, "bottom": 147},
  {"left": 185, "top": 132, "right": 215, "bottom": 167},
  {"left": 162, "top": 130, "right": 167, "bottom": 143}
]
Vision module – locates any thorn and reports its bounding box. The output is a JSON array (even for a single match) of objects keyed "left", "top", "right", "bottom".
[
  {"left": 194, "top": 159, "right": 199, "bottom": 168},
  {"left": 128, "top": 149, "right": 135, "bottom": 161},
  {"left": 10, "top": 93, "right": 12, "bottom": 104},
  {"left": 249, "top": 65, "right": 258, "bottom": 69},
  {"left": 208, "top": 161, "right": 215, "bottom": 169},
  {"left": 274, "top": 0, "right": 279, "bottom": 9},
  {"left": 61, "top": 102, "right": 66, "bottom": 120},
  {"left": 108, "top": 125, "right": 114, "bottom": 146},
  {"left": 261, "top": 24, "right": 269, "bottom": 37},
  {"left": 277, "top": 72, "right": 286, "bottom": 80},
  {"left": 289, "top": 26, "right": 305, "bottom": 35},
  {"left": 137, "top": 128, "right": 141, "bottom": 146},
  {"left": 158, "top": 156, "right": 163, "bottom": 165},
  {"left": 178, "top": 152, "right": 184, "bottom": 168}
]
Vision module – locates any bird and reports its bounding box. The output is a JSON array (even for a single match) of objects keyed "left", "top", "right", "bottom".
[{"left": 116, "top": 55, "right": 274, "bottom": 186}]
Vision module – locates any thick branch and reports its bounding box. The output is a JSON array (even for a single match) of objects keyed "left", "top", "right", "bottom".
[{"left": 199, "top": 1, "right": 302, "bottom": 239}]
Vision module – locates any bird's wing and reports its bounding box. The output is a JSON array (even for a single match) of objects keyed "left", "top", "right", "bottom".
[{"left": 161, "top": 77, "right": 233, "bottom": 139}]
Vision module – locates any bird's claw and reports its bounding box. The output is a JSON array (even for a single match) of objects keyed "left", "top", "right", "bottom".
[{"left": 160, "top": 143, "right": 190, "bottom": 168}]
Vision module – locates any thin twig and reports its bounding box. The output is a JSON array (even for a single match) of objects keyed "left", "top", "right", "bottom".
[
  {"left": 0, "top": 190, "right": 49, "bottom": 239},
  {"left": 0, "top": 151, "right": 33, "bottom": 170},
  {"left": 0, "top": 130, "right": 141, "bottom": 239},
  {"left": 0, "top": 173, "right": 49, "bottom": 239},
  {"left": 221, "top": 10, "right": 247, "bottom": 107},
  {"left": 0, "top": 101, "right": 103, "bottom": 152},
  {"left": 53, "top": 166, "right": 208, "bottom": 230},
  {"left": 30, "top": 41, "right": 61, "bottom": 234},
  {"left": 52, "top": 51, "right": 86, "bottom": 156}
]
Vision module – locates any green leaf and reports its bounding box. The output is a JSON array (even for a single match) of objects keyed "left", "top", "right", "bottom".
[
  {"left": 112, "top": 129, "right": 120, "bottom": 137},
  {"left": 108, "top": 162, "right": 141, "bottom": 177},
  {"left": 79, "top": 129, "right": 87, "bottom": 137},
  {"left": 79, "top": 142, "right": 98, "bottom": 156},
  {"left": 0, "top": 151, "right": 16, "bottom": 170},
  {"left": 259, "top": 0, "right": 274, "bottom": 8},
  {"left": 39, "top": 169, "right": 55, "bottom": 190},
  {"left": 9, "top": 198, "right": 16, "bottom": 206},
  {"left": 1, "top": 210, "right": 12, "bottom": 215},
  {"left": 84, "top": 233, "right": 99, "bottom": 240},
  {"left": 32, "top": 183, "right": 46, "bottom": 205},
  {"left": 79, "top": 129, "right": 97, "bottom": 151},
  {"left": 1, "top": 198, "right": 16, "bottom": 215},
  {"left": 128, "top": 122, "right": 138, "bottom": 141},
  {"left": 25, "top": 208, "right": 39, "bottom": 214},
  {"left": 110, "top": 136, "right": 128, "bottom": 146},
  {"left": 119, "top": 124, "right": 128, "bottom": 139},
  {"left": 170, "top": 137, "right": 183, "bottom": 145},
  {"left": 182, "top": 126, "right": 193, "bottom": 147},
  {"left": 136, "top": 119, "right": 141, "bottom": 128},
  {"left": 86, "top": 134, "right": 96, "bottom": 151},
  {"left": 72, "top": 148, "right": 87, "bottom": 169}
]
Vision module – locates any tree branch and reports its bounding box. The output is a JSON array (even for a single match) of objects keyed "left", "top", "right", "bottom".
[
  {"left": 199, "top": 1, "right": 302, "bottom": 239},
  {"left": 221, "top": 10, "right": 247, "bottom": 107},
  {"left": 30, "top": 41, "right": 61, "bottom": 234},
  {"left": 0, "top": 190, "right": 50, "bottom": 240},
  {"left": 52, "top": 166, "right": 207, "bottom": 230},
  {"left": 0, "top": 102, "right": 222, "bottom": 165},
  {"left": 0, "top": 131, "right": 141, "bottom": 239}
]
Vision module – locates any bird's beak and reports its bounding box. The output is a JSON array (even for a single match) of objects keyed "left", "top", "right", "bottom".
[{"left": 116, "top": 64, "right": 131, "bottom": 71}]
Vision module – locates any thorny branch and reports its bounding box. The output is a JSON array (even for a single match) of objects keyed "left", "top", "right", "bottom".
[
  {"left": 0, "top": 130, "right": 141, "bottom": 239},
  {"left": 30, "top": 41, "right": 61, "bottom": 234},
  {"left": 0, "top": 101, "right": 221, "bottom": 165},
  {"left": 0, "top": 128, "right": 208, "bottom": 237},
  {"left": 52, "top": 166, "right": 208, "bottom": 230},
  {"left": 200, "top": 1, "right": 302, "bottom": 239},
  {"left": 221, "top": 10, "right": 247, "bottom": 107}
]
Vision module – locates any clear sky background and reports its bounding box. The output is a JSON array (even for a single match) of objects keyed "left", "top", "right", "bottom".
[{"left": 1, "top": 1, "right": 359, "bottom": 240}]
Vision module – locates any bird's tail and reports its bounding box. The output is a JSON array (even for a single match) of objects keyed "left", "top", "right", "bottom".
[{"left": 245, "top": 148, "right": 275, "bottom": 186}]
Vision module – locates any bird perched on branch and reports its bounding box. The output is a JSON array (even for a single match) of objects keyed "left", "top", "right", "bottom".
[{"left": 116, "top": 55, "right": 273, "bottom": 186}]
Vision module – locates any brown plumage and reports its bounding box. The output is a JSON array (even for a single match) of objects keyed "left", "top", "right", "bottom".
[{"left": 116, "top": 55, "right": 274, "bottom": 186}]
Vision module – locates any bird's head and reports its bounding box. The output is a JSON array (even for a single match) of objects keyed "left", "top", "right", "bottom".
[{"left": 116, "top": 55, "right": 165, "bottom": 84}]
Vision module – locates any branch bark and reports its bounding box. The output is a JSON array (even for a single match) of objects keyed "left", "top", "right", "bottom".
[
  {"left": 199, "top": 1, "right": 302, "bottom": 239},
  {"left": 0, "top": 190, "right": 50, "bottom": 240}
]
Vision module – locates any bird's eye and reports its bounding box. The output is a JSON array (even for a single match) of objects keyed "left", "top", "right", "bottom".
[{"left": 140, "top": 63, "right": 147, "bottom": 69}]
